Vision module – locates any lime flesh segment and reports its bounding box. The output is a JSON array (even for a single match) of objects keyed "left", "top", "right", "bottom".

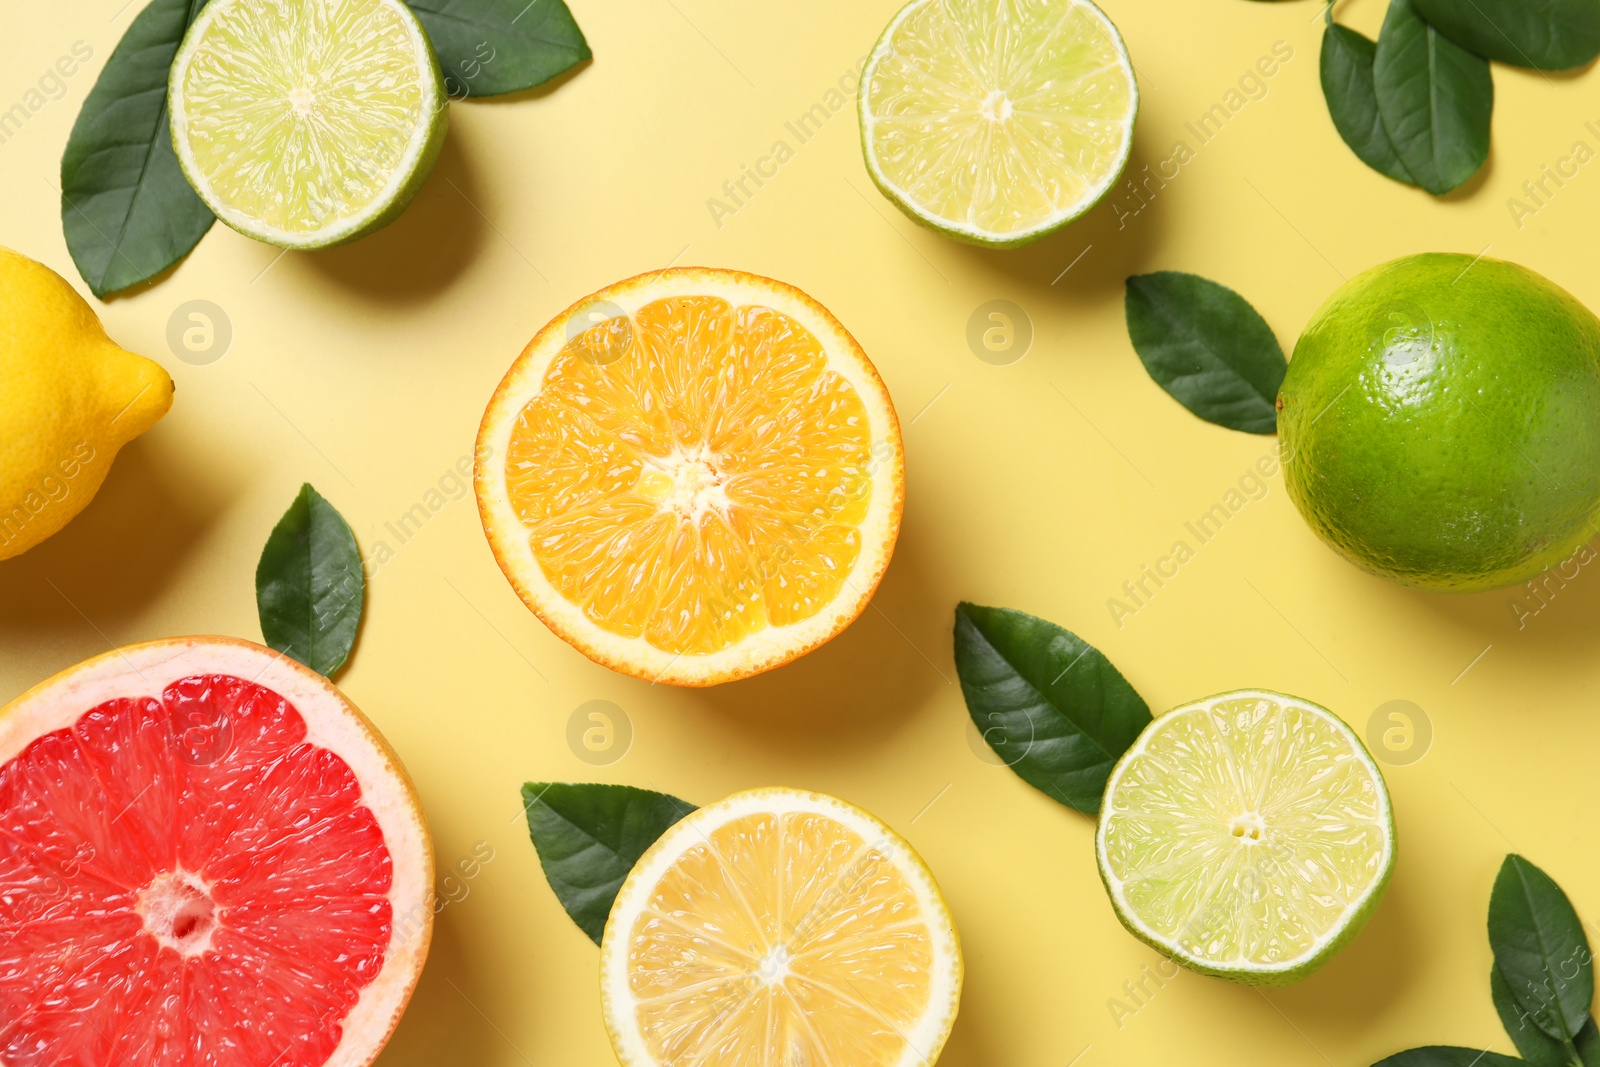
[
  {"left": 170, "top": 0, "right": 446, "bottom": 249},
  {"left": 1095, "top": 690, "right": 1395, "bottom": 986},
  {"left": 860, "top": 0, "right": 1138, "bottom": 247}
]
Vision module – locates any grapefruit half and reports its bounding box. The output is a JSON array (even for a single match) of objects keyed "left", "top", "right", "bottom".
[{"left": 0, "top": 637, "right": 432, "bottom": 1066}]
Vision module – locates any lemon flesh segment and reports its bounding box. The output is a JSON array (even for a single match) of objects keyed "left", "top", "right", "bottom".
[
  {"left": 600, "top": 789, "right": 962, "bottom": 1067},
  {"left": 1096, "top": 690, "right": 1395, "bottom": 985},
  {"left": 861, "top": 0, "right": 1138, "bottom": 246},
  {"left": 170, "top": 0, "right": 445, "bottom": 248}
]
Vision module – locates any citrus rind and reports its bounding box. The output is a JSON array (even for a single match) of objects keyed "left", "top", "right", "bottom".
[
  {"left": 1094, "top": 689, "right": 1395, "bottom": 986},
  {"left": 168, "top": 0, "right": 448, "bottom": 250},
  {"left": 474, "top": 268, "right": 905, "bottom": 687},
  {"left": 0, "top": 636, "right": 433, "bottom": 1067},
  {"left": 859, "top": 0, "right": 1139, "bottom": 248},
  {"left": 599, "top": 787, "right": 962, "bottom": 1067}
]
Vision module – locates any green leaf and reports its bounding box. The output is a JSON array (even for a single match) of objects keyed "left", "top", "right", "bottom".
[
  {"left": 953, "top": 603, "right": 1151, "bottom": 814},
  {"left": 256, "top": 484, "right": 365, "bottom": 677},
  {"left": 405, "top": 0, "right": 591, "bottom": 98},
  {"left": 1493, "top": 964, "right": 1586, "bottom": 1067},
  {"left": 1410, "top": 0, "right": 1600, "bottom": 71},
  {"left": 1577, "top": 1020, "right": 1600, "bottom": 1067},
  {"left": 1490, "top": 855, "right": 1595, "bottom": 1045},
  {"left": 60, "top": 0, "right": 215, "bottom": 298},
  {"left": 521, "top": 783, "right": 695, "bottom": 945},
  {"left": 1372, "top": 0, "right": 1493, "bottom": 197},
  {"left": 1124, "top": 272, "right": 1286, "bottom": 435},
  {"left": 1372, "top": 1049, "right": 1528, "bottom": 1067},
  {"left": 1321, "top": 22, "right": 1418, "bottom": 186}
]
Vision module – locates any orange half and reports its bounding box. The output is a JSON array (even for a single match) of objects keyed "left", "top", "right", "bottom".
[{"left": 475, "top": 268, "right": 905, "bottom": 686}]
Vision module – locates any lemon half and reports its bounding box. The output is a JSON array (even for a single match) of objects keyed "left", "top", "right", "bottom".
[{"left": 599, "top": 788, "right": 962, "bottom": 1067}]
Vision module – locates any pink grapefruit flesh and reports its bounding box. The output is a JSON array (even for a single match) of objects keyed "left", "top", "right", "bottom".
[{"left": 0, "top": 637, "right": 432, "bottom": 1067}]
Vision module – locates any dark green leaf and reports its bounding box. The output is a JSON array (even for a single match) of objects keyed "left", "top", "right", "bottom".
[
  {"left": 60, "top": 0, "right": 214, "bottom": 298},
  {"left": 1373, "top": 0, "right": 1493, "bottom": 196},
  {"left": 1576, "top": 1019, "right": 1600, "bottom": 1067},
  {"left": 1490, "top": 855, "right": 1594, "bottom": 1044},
  {"left": 405, "top": 0, "right": 591, "bottom": 97},
  {"left": 522, "top": 782, "right": 695, "bottom": 945},
  {"left": 1124, "top": 272, "right": 1286, "bottom": 435},
  {"left": 1410, "top": 0, "right": 1600, "bottom": 71},
  {"left": 256, "top": 484, "right": 364, "bottom": 677},
  {"left": 953, "top": 603, "right": 1151, "bottom": 814},
  {"left": 1372, "top": 1049, "right": 1528, "bottom": 1067},
  {"left": 1321, "top": 22, "right": 1418, "bottom": 186},
  {"left": 1493, "top": 964, "right": 1585, "bottom": 1067}
]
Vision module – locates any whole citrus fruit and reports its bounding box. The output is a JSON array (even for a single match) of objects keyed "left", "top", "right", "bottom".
[
  {"left": 0, "top": 247, "right": 173, "bottom": 561},
  {"left": 1279, "top": 253, "right": 1600, "bottom": 592}
]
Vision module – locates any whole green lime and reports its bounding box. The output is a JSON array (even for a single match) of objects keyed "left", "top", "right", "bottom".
[{"left": 1279, "top": 254, "right": 1600, "bottom": 592}]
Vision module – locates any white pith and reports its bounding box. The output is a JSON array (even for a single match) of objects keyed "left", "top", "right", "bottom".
[
  {"left": 598, "top": 788, "right": 963, "bottom": 1067},
  {"left": 135, "top": 868, "right": 221, "bottom": 958},
  {"left": 475, "top": 268, "right": 906, "bottom": 686},
  {"left": 167, "top": 0, "right": 443, "bottom": 249},
  {"left": 0, "top": 637, "right": 433, "bottom": 1067},
  {"left": 638, "top": 444, "right": 733, "bottom": 521},
  {"left": 858, "top": 0, "right": 1139, "bottom": 244},
  {"left": 1094, "top": 689, "right": 1396, "bottom": 978}
]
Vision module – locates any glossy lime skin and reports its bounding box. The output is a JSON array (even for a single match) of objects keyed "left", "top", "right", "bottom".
[{"left": 1280, "top": 254, "right": 1600, "bottom": 592}]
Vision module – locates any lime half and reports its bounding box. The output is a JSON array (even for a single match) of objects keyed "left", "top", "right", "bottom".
[
  {"left": 1095, "top": 690, "right": 1395, "bottom": 986},
  {"left": 858, "top": 0, "right": 1138, "bottom": 248},
  {"left": 170, "top": 0, "right": 447, "bottom": 249}
]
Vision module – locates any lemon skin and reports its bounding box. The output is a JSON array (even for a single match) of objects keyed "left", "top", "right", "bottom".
[
  {"left": 1279, "top": 254, "right": 1600, "bottom": 592},
  {"left": 0, "top": 247, "right": 173, "bottom": 561}
]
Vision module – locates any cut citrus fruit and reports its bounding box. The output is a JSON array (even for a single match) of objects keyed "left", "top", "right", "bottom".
[
  {"left": 600, "top": 787, "right": 962, "bottom": 1067},
  {"left": 475, "top": 268, "right": 905, "bottom": 686},
  {"left": 0, "top": 637, "right": 432, "bottom": 1065},
  {"left": 1095, "top": 690, "right": 1395, "bottom": 985},
  {"left": 169, "top": 0, "right": 447, "bottom": 249},
  {"left": 859, "top": 0, "right": 1139, "bottom": 247}
]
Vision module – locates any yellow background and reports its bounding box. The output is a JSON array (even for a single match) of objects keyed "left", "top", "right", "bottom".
[{"left": 5, "top": 0, "right": 1600, "bottom": 1063}]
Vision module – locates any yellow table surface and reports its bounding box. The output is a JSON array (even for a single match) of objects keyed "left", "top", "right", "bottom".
[{"left": 5, "top": 1, "right": 1600, "bottom": 1064}]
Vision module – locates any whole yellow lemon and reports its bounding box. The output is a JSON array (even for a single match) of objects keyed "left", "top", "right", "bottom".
[{"left": 0, "top": 247, "right": 173, "bottom": 561}]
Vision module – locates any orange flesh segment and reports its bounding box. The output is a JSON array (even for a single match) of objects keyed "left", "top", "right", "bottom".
[
  {"left": 624, "top": 812, "right": 934, "bottom": 1065},
  {"left": 504, "top": 297, "right": 874, "bottom": 656}
]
